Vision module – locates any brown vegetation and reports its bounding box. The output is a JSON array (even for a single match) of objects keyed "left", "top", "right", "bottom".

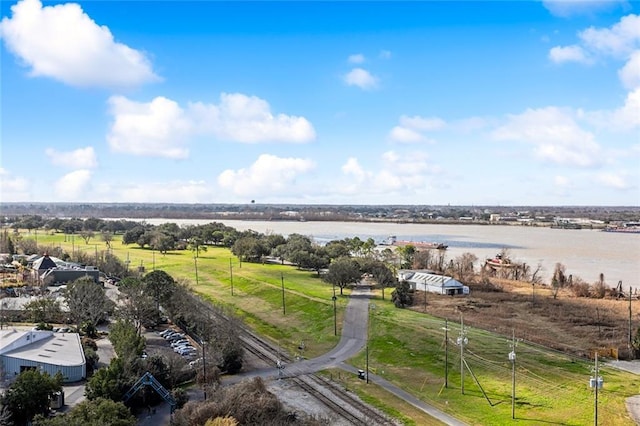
[{"left": 413, "top": 279, "right": 640, "bottom": 359}]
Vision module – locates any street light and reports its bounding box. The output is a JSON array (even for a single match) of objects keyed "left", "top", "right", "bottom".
[{"left": 229, "top": 258, "right": 234, "bottom": 296}]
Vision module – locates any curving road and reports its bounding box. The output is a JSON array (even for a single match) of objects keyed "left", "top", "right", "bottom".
[{"left": 232, "top": 286, "right": 466, "bottom": 425}]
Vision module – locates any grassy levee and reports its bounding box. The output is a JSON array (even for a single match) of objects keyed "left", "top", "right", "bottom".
[{"left": 28, "top": 232, "right": 640, "bottom": 424}]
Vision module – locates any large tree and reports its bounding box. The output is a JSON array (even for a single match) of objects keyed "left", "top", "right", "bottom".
[
  {"left": 391, "top": 280, "right": 413, "bottom": 308},
  {"left": 142, "top": 270, "right": 176, "bottom": 319},
  {"left": 116, "top": 277, "right": 156, "bottom": 333},
  {"left": 33, "top": 398, "right": 136, "bottom": 426},
  {"left": 65, "top": 277, "right": 113, "bottom": 330},
  {"left": 324, "top": 257, "right": 361, "bottom": 295},
  {"left": 109, "top": 319, "right": 145, "bottom": 359},
  {"left": 1, "top": 370, "right": 63, "bottom": 425}
]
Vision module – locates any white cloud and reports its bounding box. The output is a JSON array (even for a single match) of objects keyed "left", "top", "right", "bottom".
[
  {"left": 190, "top": 93, "right": 316, "bottom": 143},
  {"left": 341, "top": 157, "right": 368, "bottom": 182},
  {"left": 492, "top": 107, "right": 602, "bottom": 167},
  {"left": 45, "top": 146, "right": 97, "bottom": 168},
  {"left": 400, "top": 115, "right": 446, "bottom": 131},
  {"left": 548, "top": 14, "right": 640, "bottom": 90},
  {"left": 579, "top": 14, "right": 640, "bottom": 58},
  {"left": 107, "top": 93, "right": 316, "bottom": 158},
  {"left": 107, "top": 96, "right": 192, "bottom": 159},
  {"left": 379, "top": 50, "right": 392, "bottom": 59},
  {"left": 348, "top": 53, "right": 365, "bottom": 64},
  {"left": 388, "top": 126, "right": 425, "bottom": 143},
  {"left": 618, "top": 50, "right": 640, "bottom": 90},
  {"left": 594, "top": 172, "right": 633, "bottom": 189},
  {"left": 542, "top": 0, "right": 630, "bottom": 18},
  {"left": 0, "top": 0, "right": 158, "bottom": 88},
  {"left": 0, "top": 168, "right": 29, "bottom": 201},
  {"left": 388, "top": 115, "right": 446, "bottom": 143},
  {"left": 587, "top": 87, "right": 640, "bottom": 129},
  {"left": 337, "top": 151, "right": 439, "bottom": 196},
  {"left": 549, "top": 45, "right": 591, "bottom": 63},
  {"left": 343, "top": 68, "right": 379, "bottom": 90},
  {"left": 54, "top": 169, "right": 91, "bottom": 200},
  {"left": 218, "top": 154, "right": 315, "bottom": 197}
]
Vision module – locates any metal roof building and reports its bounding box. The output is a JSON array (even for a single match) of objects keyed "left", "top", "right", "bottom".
[
  {"left": 398, "top": 270, "right": 469, "bottom": 296},
  {"left": 0, "top": 329, "right": 86, "bottom": 383}
]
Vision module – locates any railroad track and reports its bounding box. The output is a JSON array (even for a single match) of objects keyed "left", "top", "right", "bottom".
[{"left": 239, "top": 330, "right": 395, "bottom": 425}]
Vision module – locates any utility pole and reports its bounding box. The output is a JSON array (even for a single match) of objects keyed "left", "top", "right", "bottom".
[
  {"left": 229, "top": 258, "right": 234, "bottom": 296},
  {"left": 590, "top": 352, "right": 603, "bottom": 426},
  {"left": 457, "top": 315, "right": 468, "bottom": 394},
  {"left": 332, "top": 283, "right": 337, "bottom": 336},
  {"left": 509, "top": 329, "right": 518, "bottom": 419},
  {"left": 424, "top": 282, "right": 427, "bottom": 312},
  {"left": 281, "top": 273, "right": 286, "bottom": 315},
  {"left": 442, "top": 319, "right": 449, "bottom": 388},
  {"left": 194, "top": 255, "right": 199, "bottom": 286},
  {"left": 630, "top": 286, "right": 633, "bottom": 354}
]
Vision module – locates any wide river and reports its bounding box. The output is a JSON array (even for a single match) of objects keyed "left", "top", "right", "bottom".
[{"left": 138, "top": 219, "right": 639, "bottom": 291}]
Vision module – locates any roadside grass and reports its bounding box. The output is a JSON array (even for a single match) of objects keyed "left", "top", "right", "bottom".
[
  {"left": 21, "top": 231, "right": 640, "bottom": 425},
  {"left": 321, "top": 368, "right": 447, "bottom": 426}
]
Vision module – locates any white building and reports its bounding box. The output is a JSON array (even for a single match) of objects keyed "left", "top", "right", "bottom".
[
  {"left": 398, "top": 270, "right": 469, "bottom": 296},
  {"left": 0, "top": 329, "right": 86, "bottom": 383}
]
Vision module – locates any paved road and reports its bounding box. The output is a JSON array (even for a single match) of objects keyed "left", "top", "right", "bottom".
[{"left": 226, "top": 286, "right": 466, "bottom": 425}]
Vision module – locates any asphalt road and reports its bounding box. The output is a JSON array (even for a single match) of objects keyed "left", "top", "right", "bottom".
[{"left": 226, "top": 286, "right": 466, "bottom": 425}]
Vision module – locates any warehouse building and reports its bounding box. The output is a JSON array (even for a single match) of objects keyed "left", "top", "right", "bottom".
[
  {"left": 0, "top": 329, "right": 86, "bottom": 383},
  {"left": 398, "top": 270, "right": 469, "bottom": 296}
]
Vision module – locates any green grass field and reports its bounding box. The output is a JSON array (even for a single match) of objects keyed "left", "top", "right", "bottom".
[{"left": 27, "top": 231, "right": 640, "bottom": 425}]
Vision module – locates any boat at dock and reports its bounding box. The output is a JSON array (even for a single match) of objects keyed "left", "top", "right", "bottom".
[{"left": 384, "top": 235, "right": 448, "bottom": 250}]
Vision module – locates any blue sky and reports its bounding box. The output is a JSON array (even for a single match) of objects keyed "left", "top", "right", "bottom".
[{"left": 1, "top": 0, "right": 638, "bottom": 206}]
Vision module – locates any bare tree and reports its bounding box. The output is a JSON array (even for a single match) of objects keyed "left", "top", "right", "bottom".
[
  {"left": 551, "top": 262, "right": 568, "bottom": 299},
  {"left": 453, "top": 252, "right": 477, "bottom": 283}
]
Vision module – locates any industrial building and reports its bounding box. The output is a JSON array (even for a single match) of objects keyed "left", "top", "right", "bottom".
[
  {"left": 0, "top": 329, "right": 86, "bottom": 383},
  {"left": 397, "top": 270, "right": 469, "bottom": 296}
]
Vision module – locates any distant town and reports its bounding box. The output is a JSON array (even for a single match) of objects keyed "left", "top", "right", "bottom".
[{"left": 2, "top": 203, "right": 639, "bottom": 229}]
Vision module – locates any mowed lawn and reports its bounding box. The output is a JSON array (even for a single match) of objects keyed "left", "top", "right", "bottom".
[{"left": 30, "top": 231, "right": 640, "bottom": 425}]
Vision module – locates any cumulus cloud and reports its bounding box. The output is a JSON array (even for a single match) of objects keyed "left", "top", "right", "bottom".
[
  {"left": 549, "top": 14, "right": 640, "bottom": 89},
  {"left": 388, "top": 115, "right": 446, "bottom": 143},
  {"left": 0, "top": 168, "right": 29, "bottom": 201},
  {"left": 54, "top": 169, "right": 92, "bottom": 200},
  {"left": 107, "top": 96, "right": 192, "bottom": 159},
  {"left": 45, "top": 146, "right": 97, "bottom": 168},
  {"left": 492, "top": 107, "right": 602, "bottom": 167},
  {"left": 0, "top": 0, "right": 158, "bottom": 88},
  {"left": 343, "top": 68, "right": 378, "bottom": 90},
  {"left": 107, "top": 93, "right": 315, "bottom": 158},
  {"left": 542, "top": 0, "right": 630, "bottom": 18},
  {"left": 190, "top": 93, "right": 316, "bottom": 143},
  {"left": 338, "top": 151, "right": 439, "bottom": 196},
  {"left": 549, "top": 45, "right": 591, "bottom": 64},
  {"left": 578, "top": 14, "right": 640, "bottom": 58},
  {"left": 218, "top": 154, "right": 315, "bottom": 197},
  {"left": 348, "top": 53, "right": 365, "bottom": 64},
  {"left": 618, "top": 50, "right": 640, "bottom": 90}
]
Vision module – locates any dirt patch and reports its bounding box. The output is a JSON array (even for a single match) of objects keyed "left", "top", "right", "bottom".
[{"left": 413, "top": 280, "right": 640, "bottom": 358}]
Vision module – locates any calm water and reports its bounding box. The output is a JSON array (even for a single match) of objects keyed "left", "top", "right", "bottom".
[{"left": 139, "top": 219, "right": 640, "bottom": 290}]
